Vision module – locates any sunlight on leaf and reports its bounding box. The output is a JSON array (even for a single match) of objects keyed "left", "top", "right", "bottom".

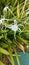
[
  {"left": 0, "top": 61, "right": 5, "bottom": 65},
  {"left": 0, "top": 47, "right": 9, "bottom": 55}
]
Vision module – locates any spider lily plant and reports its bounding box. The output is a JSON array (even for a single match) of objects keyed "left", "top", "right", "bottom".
[{"left": 0, "top": 0, "right": 29, "bottom": 65}]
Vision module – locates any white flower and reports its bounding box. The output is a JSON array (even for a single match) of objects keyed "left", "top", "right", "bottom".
[
  {"left": 11, "top": 20, "right": 18, "bottom": 32},
  {"left": 5, "top": 19, "right": 22, "bottom": 40},
  {"left": 11, "top": 24, "right": 18, "bottom": 32},
  {"left": 3, "top": 6, "right": 9, "bottom": 14},
  {"left": 8, "top": 19, "right": 18, "bottom": 32},
  {"left": 6, "top": 19, "right": 21, "bottom": 32},
  {"left": 0, "top": 18, "right": 5, "bottom": 24}
]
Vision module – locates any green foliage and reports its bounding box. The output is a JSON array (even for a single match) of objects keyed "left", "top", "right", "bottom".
[
  {"left": 0, "top": 0, "right": 29, "bottom": 65},
  {"left": 0, "top": 47, "right": 9, "bottom": 55},
  {"left": 0, "top": 61, "right": 5, "bottom": 65}
]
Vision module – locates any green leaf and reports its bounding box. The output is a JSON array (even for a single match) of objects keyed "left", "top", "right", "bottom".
[
  {"left": 8, "top": 48, "right": 15, "bottom": 65},
  {"left": 18, "top": 43, "right": 25, "bottom": 52},
  {"left": 0, "top": 61, "right": 5, "bottom": 65},
  {"left": 14, "top": 48, "right": 20, "bottom": 65},
  {"left": 16, "top": 36, "right": 29, "bottom": 45},
  {"left": 0, "top": 47, "right": 9, "bottom": 55}
]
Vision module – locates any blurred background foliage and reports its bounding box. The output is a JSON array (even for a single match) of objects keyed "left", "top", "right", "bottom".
[
  {"left": 0, "top": 0, "right": 29, "bottom": 17},
  {"left": 0, "top": 0, "right": 29, "bottom": 65}
]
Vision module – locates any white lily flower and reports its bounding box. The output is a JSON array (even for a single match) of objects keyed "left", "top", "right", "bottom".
[
  {"left": 11, "top": 20, "right": 18, "bottom": 32},
  {"left": 5, "top": 19, "right": 19, "bottom": 40},
  {"left": 6, "top": 19, "right": 21, "bottom": 32},
  {"left": 7, "top": 19, "right": 18, "bottom": 32},
  {"left": 4, "top": 19, "right": 22, "bottom": 40},
  {"left": 11, "top": 24, "right": 18, "bottom": 32}
]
